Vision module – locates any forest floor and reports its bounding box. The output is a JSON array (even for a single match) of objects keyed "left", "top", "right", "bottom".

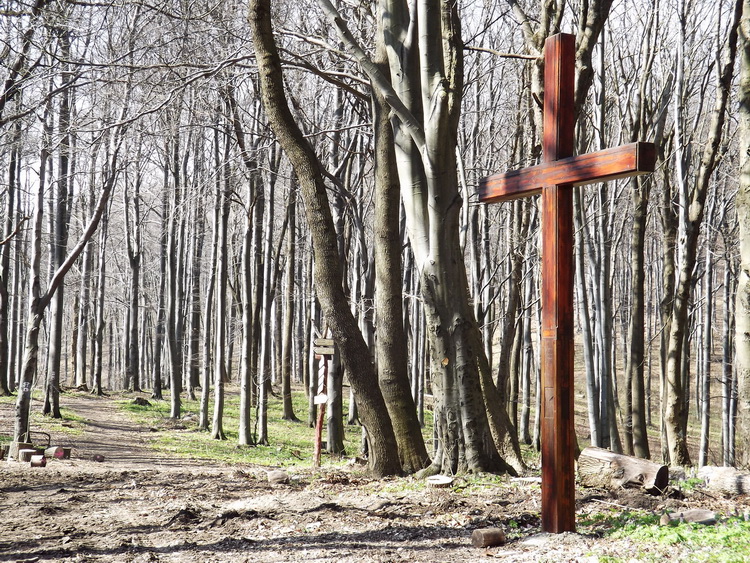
[{"left": 2, "top": 391, "right": 750, "bottom": 562}]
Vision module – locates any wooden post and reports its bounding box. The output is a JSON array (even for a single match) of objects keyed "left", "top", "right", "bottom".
[
  {"left": 540, "top": 33, "right": 576, "bottom": 535},
  {"left": 478, "top": 33, "right": 656, "bottom": 533}
]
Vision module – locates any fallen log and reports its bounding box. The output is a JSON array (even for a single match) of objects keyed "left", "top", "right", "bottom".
[
  {"left": 660, "top": 509, "right": 717, "bottom": 525},
  {"left": 578, "top": 447, "right": 668, "bottom": 494},
  {"left": 697, "top": 466, "right": 750, "bottom": 496},
  {"left": 30, "top": 454, "right": 47, "bottom": 468}
]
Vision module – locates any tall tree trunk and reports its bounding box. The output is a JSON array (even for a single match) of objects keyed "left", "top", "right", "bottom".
[
  {"left": 167, "top": 132, "right": 184, "bottom": 418},
  {"left": 0, "top": 119, "right": 21, "bottom": 396},
  {"left": 281, "top": 184, "right": 300, "bottom": 422},
  {"left": 199, "top": 140, "right": 221, "bottom": 431},
  {"left": 665, "top": 0, "right": 741, "bottom": 466},
  {"left": 250, "top": 0, "right": 401, "bottom": 476},
  {"left": 44, "top": 32, "right": 73, "bottom": 417},
  {"left": 91, "top": 200, "right": 111, "bottom": 397},
  {"left": 372, "top": 38, "right": 429, "bottom": 473},
  {"left": 699, "top": 242, "right": 714, "bottom": 467},
  {"left": 211, "top": 120, "right": 232, "bottom": 441},
  {"left": 627, "top": 174, "right": 651, "bottom": 459},
  {"left": 124, "top": 160, "right": 142, "bottom": 392},
  {"left": 734, "top": 0, "right": 750, "bottom": 470}
]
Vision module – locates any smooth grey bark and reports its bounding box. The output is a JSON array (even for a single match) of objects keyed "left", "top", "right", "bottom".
[
  {"left": 210, "top": 121, "right": 232, "bottom": 441},
  {"left": 124, "top": 161, "right": 142, "bottom": 392},
  {"left": 734, "top": 0, "right": 750, "bottom": 470},
  {"left": 167, "top": 132, "right": 184, "bottom": 418},
  {"left": 199, "top": 128, "right": 221, "bottom": 431},
  {"left": 281, "top": 185, "right": 300, "bottom": 422},
  {"left": 44, "top": 31, "right": 73, "bottom": 418},
  {"left": 152, "top": 148, "right": 169, "bottom": 401},
  {"left": 91, "top": 199, "right": 111, "bottom": 397},
  {"left": 698, "top": 241, "right": 714, "bottom": 467},
  {"left": 225, "top": 88, "right": 261, "bottom": 445},
  {"left": 186, "top": 187, "right": 205, "bottom": 401},
  {"left": 0, "top": 119, "right": 21, "bottom": 396},
  {"left": 723, "top": 258, "right": 737, "bottom": 466},
  {"left": 372, "top": 36, "right": 429, "bottom": 473},
  {"left": 75, "top": 155, "right": 97, "bottom": 390},
  {"left": 665, "top": 0, "right": 741, "bottom": 466}
]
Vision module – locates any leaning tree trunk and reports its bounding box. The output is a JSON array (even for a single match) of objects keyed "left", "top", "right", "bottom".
[
  {"left": 16, "top": 119, "right": 120, "bottom": 440},
  {"left": 250, "top": 0, "right": 402, "bottom": 477}
]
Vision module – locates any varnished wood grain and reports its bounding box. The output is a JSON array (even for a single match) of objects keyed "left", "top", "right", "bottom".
[
  {"left": 478, "top": 33, "right": 656, "bottom": 534},
  {"left": 479, "top": 142, "right": 656, "bottom": 203}
]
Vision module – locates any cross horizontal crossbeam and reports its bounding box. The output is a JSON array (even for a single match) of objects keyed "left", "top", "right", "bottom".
[{"left": 479, "top": 142, "right": 656, "bottom": 203}]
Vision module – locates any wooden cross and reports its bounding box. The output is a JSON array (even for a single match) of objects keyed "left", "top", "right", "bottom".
[{"left": 478, "top": 33, "right": 655, "bottom": 533}]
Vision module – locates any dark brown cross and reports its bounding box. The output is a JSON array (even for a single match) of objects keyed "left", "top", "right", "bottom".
[{"left": 479, "top": 33, "right": 655, "bottom": 534}]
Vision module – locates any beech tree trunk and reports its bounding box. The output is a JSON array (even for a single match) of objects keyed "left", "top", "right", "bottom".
[
  {"left": 250, "top": 0, "right": 401, "bottom": 476},
  {"left": 372, "top": 33, "right": 429, "bottom": 473},
  {"left": 665, "top": 0, "right": 741, "bottom": 466},
  {"left": 735, "top": 0, "right": 750, "bottom": 470}
]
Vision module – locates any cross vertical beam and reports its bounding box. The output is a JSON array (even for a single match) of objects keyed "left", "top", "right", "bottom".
[
  {"left": 540, "top": 33, "right": 576, "bottom": 534},
  {"left": 478, "top": 32, "right": 655, "bottom": 534}
]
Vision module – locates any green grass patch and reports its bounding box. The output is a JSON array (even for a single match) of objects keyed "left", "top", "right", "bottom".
[
  {"left": 118, "top": 386, "right": 435, "bottom": 470},
  {"left": 0, "top": 390, "right": 86, "bottom": 441},
  {"left": 580, "top": 510, "right": 750, "bottom": 562}
]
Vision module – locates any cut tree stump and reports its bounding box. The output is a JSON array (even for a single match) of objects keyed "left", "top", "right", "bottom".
[
  {"left": 9, "top": 442, "right": 33, "bottom": 461},
  {"left": 578, "top": 447, "right": 668, "bottom": 494},
  {"left": 45, "top": 446, "right": 65, "bottom": 459},
  {"left": 18, "top": 449, "right": 36, "bottom": 463},
  {"left": 698, "top": 466, "right": 750, "bottom": 496},
  {"left": 471, "top": 528, "right": 506, "bottom": 548}
]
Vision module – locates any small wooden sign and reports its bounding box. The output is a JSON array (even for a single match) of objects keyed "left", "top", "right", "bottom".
[
  {"left": 313, "top": 338, "right": 334, "bottom": 347},
  {"left": 313, "top": 393, "right": 328, "bottom": 405},
  {"left": 313, "top": 346, "right": 335, "bottom": 356}
]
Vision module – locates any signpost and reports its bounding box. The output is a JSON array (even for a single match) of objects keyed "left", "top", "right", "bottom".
[{"left": 312, "top": 336, "right": 335, "bottom": 467}]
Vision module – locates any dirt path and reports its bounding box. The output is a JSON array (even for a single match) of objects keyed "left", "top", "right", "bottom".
[
  {"left": 45, "top": 392, "right": 213, "bottom": 469},
  {"left": 1, "top": 392, "right": 747, "bottom": 562}
]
